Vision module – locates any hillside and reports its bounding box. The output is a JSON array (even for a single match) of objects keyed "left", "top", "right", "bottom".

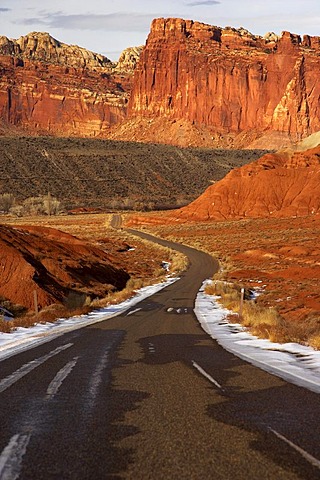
[
  {"left": 0, "top": 224, "right": 129, "bottom": 312},
  {"left": 173, "top": 146, "right": 320, "bottom": 220},
  {"left": 0, "top": 136, "right": 267, "bottom": 210}
]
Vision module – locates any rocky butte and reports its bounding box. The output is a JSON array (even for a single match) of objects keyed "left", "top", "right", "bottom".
[
  {"left": 0, "top": 32, "right": 141, "bottom": 137},
  {"left": 115, "top": 18, "right": 320, "bottom": 149}
]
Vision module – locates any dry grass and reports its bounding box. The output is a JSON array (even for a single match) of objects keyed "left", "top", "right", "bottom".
[
  {"left": 0, "top": 213, "right": 189, "bottom": 333},
  {"left": 205, "top": 279, "right": 293, "bottom": 342},
  {"left": 309, "top": 334, "right": 320, "bottom": 350},
  {"left": 2, "top": 212, "right": 320, "bottom": 349},
  {"left": 205, "top": 279, "right": 320, "bottom": 348}
]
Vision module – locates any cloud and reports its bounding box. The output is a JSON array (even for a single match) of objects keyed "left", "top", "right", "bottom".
[
  {"left": 0, "top": 8, "right": 10, "bottom": 12},
  {"left": 16, "top": 12, "right": 159, "bottom": 32},
  {"left": 186, "top": 0, "right": 220, "bottom": 5}
]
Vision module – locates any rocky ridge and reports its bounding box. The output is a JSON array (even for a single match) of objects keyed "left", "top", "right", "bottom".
[
  {"left": 0, "top": 32, "right": 113, "bottom": 70},
  {"left": 122, "top": 18, "right": 320, "bottom": 148},
  {"left": 0, "top": 32, "right": 139, "bottom": 137},
  {"left": 1, "top": 20, "right": 320, "bottom": 147}
]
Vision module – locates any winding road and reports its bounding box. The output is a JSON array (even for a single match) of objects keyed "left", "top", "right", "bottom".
[{"left": 0, "top": 230, "right": 319, "bottom": 479}]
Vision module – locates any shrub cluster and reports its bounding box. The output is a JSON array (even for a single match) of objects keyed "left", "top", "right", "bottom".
[{"left": 0, "top": 193, "right": 62, "bottom": 216}]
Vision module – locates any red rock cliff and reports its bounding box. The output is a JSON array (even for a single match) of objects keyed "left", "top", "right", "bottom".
[
  {"left": 0, "top": 32, "right": 135, "bottom": 137},
  {"left": 127, "top": 18, "right": 320, "bottom": 145}
]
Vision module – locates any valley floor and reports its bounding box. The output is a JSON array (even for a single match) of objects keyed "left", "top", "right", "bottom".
[
  {"left": 125, "top": 212, "right": 320, "bottom": 349},
  {"left": 2, "top": 212, "right": 320, "bottom": 348}
]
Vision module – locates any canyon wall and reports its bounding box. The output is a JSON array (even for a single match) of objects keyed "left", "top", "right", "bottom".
[
  {"left": 126, "top": 18, "right": 320, "bottom": 147},
  {"left": 0, "top": 32, "right": 135, "bottom": 137},
  {"left": 1, "top": 22, "right": 320, "bottom": 146}
]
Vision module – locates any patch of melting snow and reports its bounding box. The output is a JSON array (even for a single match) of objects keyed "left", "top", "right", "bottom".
[
  {"left": 0, "top": 276, "right": 179, "bottom": 361},
  {"left": 1, "top": 276, "right": 320, "bottom": 395},
  {"left": 161, "top": 261, "right": 171, "bottom": 272},
  {"left": 194, "top": 280, "right": 320, "bottom": 394}
]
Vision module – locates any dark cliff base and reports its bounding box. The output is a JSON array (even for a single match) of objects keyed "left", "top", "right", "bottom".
[{"left": 0, "top": 136, "right": 268, "bottom": 210}]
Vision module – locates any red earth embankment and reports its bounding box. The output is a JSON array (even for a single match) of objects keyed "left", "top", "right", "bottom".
[{"left": 0, "top": 224, "right": 129, "bottom": 311}]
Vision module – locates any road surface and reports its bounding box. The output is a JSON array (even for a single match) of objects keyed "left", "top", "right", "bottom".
[
  {"left": 110, "top": 214, "right": 123, "bottom": 229},
  {"left": 0, "top": 231, "right": 319, "bottom": 479}
]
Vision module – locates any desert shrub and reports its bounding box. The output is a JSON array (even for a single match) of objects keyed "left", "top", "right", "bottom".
[
  {"left": 9, "top": 205, "right": 24, "bottom": 217},
  {"left": 0, "top": 318, "right": 15, "bottom": 333},
  {"left": 8, "top": 194, "right": 63, "bottom": 217},
  {"left": 22, "top": 196, "right": 46, "bottom": 216},
  {"left": 206, "top": 279, "right": 283, "bottom": 341},
  {"left": 63, "top": 291, "right": 89, "bottom": 310},
  {"left": 43, "top": 193, "right": 61, "bottom": 215},
  {"left": 0, "top": 193, "right": 15, "bottom": 213}
]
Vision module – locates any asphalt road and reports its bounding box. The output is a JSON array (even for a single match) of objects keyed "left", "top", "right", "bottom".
[{"left": 0, "top": 231, "right": 319, "bottom": 479}]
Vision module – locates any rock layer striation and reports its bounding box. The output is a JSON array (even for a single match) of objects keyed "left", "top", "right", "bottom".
[
  {"left": 0, "top": 224, "right": 129, "bottom": 310},
  {"left": 0, "top": 32, "right": 136, "bottom": 136},
  {"left": 126, "top": 18, "right": 320, "bottom": 147}
]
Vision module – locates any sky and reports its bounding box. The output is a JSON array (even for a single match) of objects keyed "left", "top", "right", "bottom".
[{"left": 0, "top": 1, "right": 319, "bottom": 61}]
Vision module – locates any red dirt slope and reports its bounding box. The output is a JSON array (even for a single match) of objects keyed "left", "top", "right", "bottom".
[
  {"left": 173, "top": 147, "right": 320, "bottom": 221},
  {"left": 0, "top": 224, "right": 129, "bottom": 311}
]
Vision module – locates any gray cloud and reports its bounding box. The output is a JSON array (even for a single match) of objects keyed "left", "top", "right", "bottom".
[
  {"left": 186, "top": 1, "right": 220, "bottom": 5},
  {"left": 0, "top": 8, "right": 11, "bottom": 12},
  {"left": 16, "top": 12, "right": 159, "bottom": 32}
]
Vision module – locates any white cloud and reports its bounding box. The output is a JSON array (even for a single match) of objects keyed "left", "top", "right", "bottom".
[
  {"left": 16, "top": 11, "right": 159, "bottom": 32},
  {"left": 186, "top": 1, "right": 220, "bottom": 5}
]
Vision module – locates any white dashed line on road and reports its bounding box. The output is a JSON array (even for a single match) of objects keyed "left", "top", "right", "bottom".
[
  {"left": 126, "top": 308, "right": 142, "bottom": 316},
  {"left": 46, "top": 356, "right": 79, "bottom": 399},
  {"left": 0, "top": 433, "right": 31, "bottom": 480},
  {"left": 270, "top": 428, "right": 320, "bottom": 470},
  {"left": 192, "top": 361, "right": 223, "bottom": 390}
]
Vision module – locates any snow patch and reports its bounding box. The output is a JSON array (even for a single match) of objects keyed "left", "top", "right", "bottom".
[{"left": 195, "top": 280, "right": 320, "bottom": 394}]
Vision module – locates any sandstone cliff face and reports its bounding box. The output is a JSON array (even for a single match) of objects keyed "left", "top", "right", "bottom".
[
  {"left": 0, "top": 32, "right": 113, "bottom": 69},
  {"left": 173, "top": 147, "right": 320, "bottom": 220},
  {"left": 127, "top": 18, "right": 320, "bottom": 146},
  {"left": 115, "top": 45, "right": 144, "bottom": 73},
  {"left": 2, "top": 21, "right": 320, "bottom": 145},
  {"left": 0, "top": 32, "right": 137, "bottom": 136}
]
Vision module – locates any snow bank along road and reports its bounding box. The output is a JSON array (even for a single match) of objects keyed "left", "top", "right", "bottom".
[{"left": 0, "top": 232, "right": 319, "bottom": 479}]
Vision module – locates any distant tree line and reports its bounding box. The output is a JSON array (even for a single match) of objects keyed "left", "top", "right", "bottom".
[{"left": 0, "top": 193, "right": 62, "bottom": 216}]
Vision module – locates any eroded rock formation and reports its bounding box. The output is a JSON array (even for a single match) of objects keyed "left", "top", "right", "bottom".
[
  {"left": 173, "top": 147, "right": 320, "bottom": 220},
  {"left": 0, "top": 32, "right": 136, "bottom": 136},
  {"left": 125, "top": 18, "right": 320, "bottom": 147},
  {"left": 0, "top": 224, "right": 129, "bottom": 310},
  {"left": 1, "top": 20, "right": 320, "bottom": 146}
]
